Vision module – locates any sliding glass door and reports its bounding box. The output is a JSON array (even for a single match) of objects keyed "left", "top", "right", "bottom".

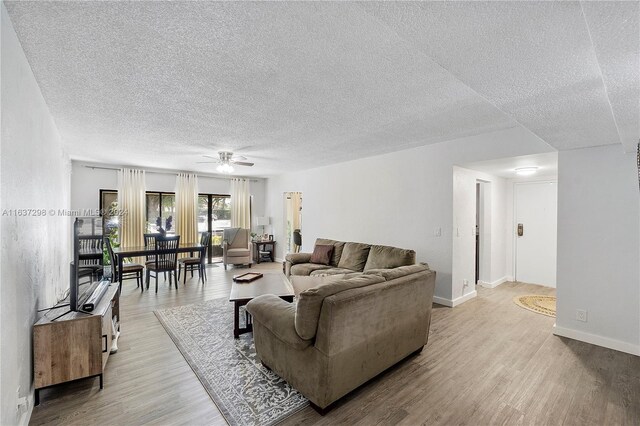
[{"left": 198, "top": 194, "right": 231, "bottom": 263}]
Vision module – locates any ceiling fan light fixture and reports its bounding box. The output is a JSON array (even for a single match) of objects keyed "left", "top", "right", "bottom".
[
  {"left": 216, "top": 163, "right": 234, "bottom": 174},
  {"left": 515, "top": 167, "right": 538, "bottom": 176}
]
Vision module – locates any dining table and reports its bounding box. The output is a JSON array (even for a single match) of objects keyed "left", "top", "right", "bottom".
[{"left": 112, "top": 243, "right": 206, "bottom": 285}]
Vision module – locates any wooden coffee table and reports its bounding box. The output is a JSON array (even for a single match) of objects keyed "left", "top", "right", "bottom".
[{"left": 229, "top": 273, "right": 294, "bottom": 338}]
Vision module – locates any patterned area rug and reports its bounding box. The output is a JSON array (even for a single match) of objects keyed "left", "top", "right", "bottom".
[
  {"left": 513, "top": 295, "right": 557, "bottom": 317},
  {"left": 154, "top": 298, "right": 308, "bottom": 426}
]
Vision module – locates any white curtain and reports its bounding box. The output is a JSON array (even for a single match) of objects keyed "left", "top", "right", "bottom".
[
  {"left": 117, "top": 168, "right": 146, "bottom": 248},
  {"left": 175, "top": 173, "right": 199, "bottom": 244},
  {"left": 230, "top": 178, "right": 251, "bottom": 229}
]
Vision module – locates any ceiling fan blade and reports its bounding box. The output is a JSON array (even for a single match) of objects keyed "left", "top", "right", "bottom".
[
  {"left": 232, "top": 161, "right": 254, "bottom": 167},
  {"left": 231, "top": 155, "right": 247, "bottom": 161},
  {"left": 196, "top": 161, "right": 219, "bottom": 164},
  {"left": 203, "top": 154, "right": 219, "bottom": 160}
]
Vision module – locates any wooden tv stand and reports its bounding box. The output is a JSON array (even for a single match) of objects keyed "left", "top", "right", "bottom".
[{"left": 33, "top": 283, "right": 120, "bottom": 405}]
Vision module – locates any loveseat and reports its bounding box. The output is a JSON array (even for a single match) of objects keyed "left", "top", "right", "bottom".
[{"left": 246, "top": 239, "right": 435, "bottom": 410}]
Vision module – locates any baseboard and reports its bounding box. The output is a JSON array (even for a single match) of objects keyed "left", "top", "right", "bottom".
[
  {"left": 478, "top": 276, "right": 511, "bottom": 289},
  {"left": 16, "top": 391, "right": 34, "bottom": 426},
  {"left": 452, "top": 290, "right": 477, "bottom": 306},
  {"left": 432, "top": 296, "right": 453, "bottom": 307},
  {"left": 433, "top": 290, "right": 477, "bottom": 308},
  {"left": 553, "top": 325, "right": 640, "bottom": 356}
]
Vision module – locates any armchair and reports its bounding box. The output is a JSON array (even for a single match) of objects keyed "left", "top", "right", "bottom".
[{"left": 223, "top": 228, "right": 252, "bottom": 270}]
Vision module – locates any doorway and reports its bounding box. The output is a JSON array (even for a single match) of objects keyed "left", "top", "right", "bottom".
[
  {"left": 475, "top": 183, "right": 480, "bottom": 284},
  {"left": 514, "top": 181, "right": 557, "bottom": 287},
  {"left": 475, "top": 180, "right": 490, "bottom": 286},
  {"left": 283, "top": 192, "right": 302, "bottom": 254}
]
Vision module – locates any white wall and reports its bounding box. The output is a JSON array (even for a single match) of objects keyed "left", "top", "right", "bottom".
[
  {"left": 555, "top": 144, "right": 640, "bottom": 356},
  {"left": 265, "top": 126, "right": 552, "bottom": 303},
  {"left": 1, "top": 5, "right": 71, "bottom": 424},
  {"left": 71, "top": 162, "right": 267, "bottom": 232},
  {"left": 452, "top": 166, "right": 509, "bottom": 303}
]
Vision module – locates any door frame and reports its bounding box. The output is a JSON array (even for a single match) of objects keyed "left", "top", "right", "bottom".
[{"left": 475, "top": 180, "right": 491, "bottom": 286}]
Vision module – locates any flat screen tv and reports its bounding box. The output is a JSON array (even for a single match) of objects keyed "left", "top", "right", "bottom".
[{"left": 70, "top": 217, "right": 109, "bottom": 312}]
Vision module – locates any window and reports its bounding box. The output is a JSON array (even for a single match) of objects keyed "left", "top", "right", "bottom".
[
  {"left": 100, "top": 189, "right": 233, "bottom": 263},
  {"left": 99, "top": 190, "right": 120, "bottom": 237},
  {"left": 146, "top": 192, "right": 175, "bottom": 234}
]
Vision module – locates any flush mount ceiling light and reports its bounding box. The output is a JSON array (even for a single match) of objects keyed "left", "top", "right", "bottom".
[{"left": 515, "top": 167, "right": 539, "bottom": 176}]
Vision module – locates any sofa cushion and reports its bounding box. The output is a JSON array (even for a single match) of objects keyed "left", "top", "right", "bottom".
[
  {"left": 310, "top": 267, "right": 356, "bottom": 276},
  {"left": 290, "top": 274, "right": 346, "bottom": 297},
  {"left": 310, "top": 244, "right": 334, "bottom": 265},
  {"left": 337, "top": 242, "right": 371, "bottom": 272},
  {"left": 363, "top": 245, "right": 416, "bottom": 271},
  {"left": 315, "top": 238, "right": 346, "bottom": 267},
  {"left": 295, "top": 274, "right": 385, "bottom": 340},
  {"left": 290, "top": 263, "right": 331, "bottom": 276},
  {"left": 364, "top": 264, "right": 429, "bottom": 281},
  {"left": 226, "top": 248, "right": 250, "bottom": 257}
]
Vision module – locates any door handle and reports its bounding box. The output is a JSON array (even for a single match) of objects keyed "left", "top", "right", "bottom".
[{"left": 517, "top": 223, "right": 524, "bottom": 237}]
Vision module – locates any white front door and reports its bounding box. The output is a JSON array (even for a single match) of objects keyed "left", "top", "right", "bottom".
[{"left": 515, "top": 181, "right": 558, "bottom": 287}]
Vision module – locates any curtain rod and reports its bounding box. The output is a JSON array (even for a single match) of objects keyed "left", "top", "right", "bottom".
[{"left": 83, "top": 165, "right": 259, "bottom": 182}]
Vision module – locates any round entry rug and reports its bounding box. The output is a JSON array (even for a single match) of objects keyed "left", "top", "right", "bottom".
[{"left": 513, "top": 295, "right": 556, "bottom": 317}]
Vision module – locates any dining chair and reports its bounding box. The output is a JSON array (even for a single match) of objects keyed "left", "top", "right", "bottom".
[
  {"left": 146, "top": 235, "right": 180, "bottom": 293},
  {"left": 178, "top": 232, "right": 211, "bottom": 285},
  {"left": 144, "top": 232, "right": 167, "bottom": 280},
  {"left": 293, "top": 229, "right": 302, "bottom": 253},
  {"left": 143, "top": 233, "right": 160, "bottom": 264},
  {"left": 78, "top": 235, "right": 104, "bottom": 281},
  {"left": 104, "top": 237, "right": 144, "bottom": 293}
]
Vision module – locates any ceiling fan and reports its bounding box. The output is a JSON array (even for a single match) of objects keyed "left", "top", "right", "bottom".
[{"left": 197, "top": 151, "right": 254, "bottom": 174}]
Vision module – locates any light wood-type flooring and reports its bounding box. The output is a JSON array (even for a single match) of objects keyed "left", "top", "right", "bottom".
[{"left": 30, "top": 263, "right": 640, "bottom": 425}]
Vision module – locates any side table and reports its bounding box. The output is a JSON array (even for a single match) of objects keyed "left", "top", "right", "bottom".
[{"left": 253, "top": 240, "right": 276, "bottom": 264}]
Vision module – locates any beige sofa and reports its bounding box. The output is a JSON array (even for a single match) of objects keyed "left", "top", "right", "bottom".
[
  {"left": 284, "top": 238, "right": 417, "bottom": 279},
  {"left": 246, "top": 239, "right": 435, "bottom": 411}
]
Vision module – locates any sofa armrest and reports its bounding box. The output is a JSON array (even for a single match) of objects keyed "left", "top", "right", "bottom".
[
  {"left": 285, "top": 252, "right": 312, "bottom": 264},
  {"left": 285, "top": 253, "right": 313, "bottom": 278},
  {"left": 246, "top": 295, "right": 312, "bottom": 350}
]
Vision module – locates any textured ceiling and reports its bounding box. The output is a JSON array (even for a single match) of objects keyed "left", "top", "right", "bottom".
[
  {"left": 581, "top": 2, "right": 640, "bottom": 153},
  {"left": 363, "top": 1, "right": 639, "bottom": 152},
  {"left": 4, "top": 1, "right": 638, "bottom": 176}
]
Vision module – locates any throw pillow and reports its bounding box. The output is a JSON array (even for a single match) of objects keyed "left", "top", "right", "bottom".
[
  {"left": 310, "top": 244, "right": 334, "bottom": 265},
  {"left": 315, "top": 238, "right": 345, "bottom": 266}
]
